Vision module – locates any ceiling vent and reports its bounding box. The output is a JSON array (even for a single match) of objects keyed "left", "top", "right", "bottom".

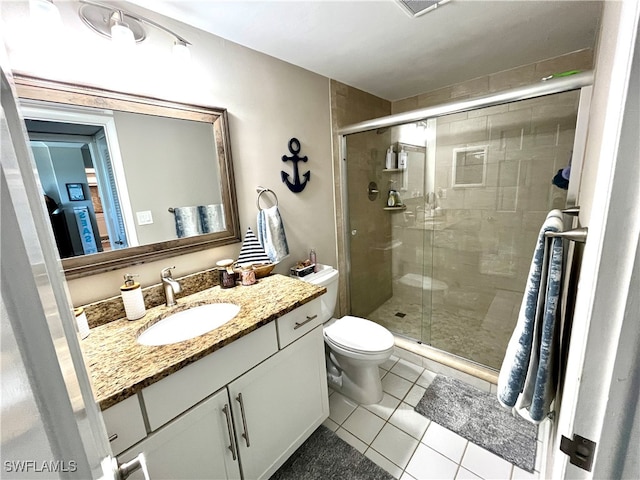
[{"left": 397, "top": 0, "right": 451, "bottom": 18}]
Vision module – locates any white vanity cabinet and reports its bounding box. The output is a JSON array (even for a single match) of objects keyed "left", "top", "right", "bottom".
[
  {"left": 119, "top": 388, "right": 241, "bottom": 480},
  {"left": 116, "top": 297, "right": 328, "bottom": 480},
  {"left": 229, "top": 324, "right": 328, "bottom": 479},
  {"left": 102, "top": 395, "right": 147, "bottom": 456}
]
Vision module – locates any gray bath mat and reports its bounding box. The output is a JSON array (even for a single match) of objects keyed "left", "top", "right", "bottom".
[
  {"left": 270, "top": 425, "right": 395, "bottom": 480},
  {"left": 415, "top": 375, "right": 538, "bottom": 472}
]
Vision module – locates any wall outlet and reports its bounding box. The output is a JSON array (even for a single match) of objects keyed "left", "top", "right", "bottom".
[{"left": 136, "top": 210, "right": 153, "bottom": 225}]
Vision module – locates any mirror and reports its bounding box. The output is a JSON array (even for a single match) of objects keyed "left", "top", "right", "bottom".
[{"left": 14, "top": 75, "right": 240, "bottom": 279}]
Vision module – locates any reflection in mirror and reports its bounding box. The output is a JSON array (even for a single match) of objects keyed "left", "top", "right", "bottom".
[{"left": 15, "top": 75, "right": 240, "bottom": 278}]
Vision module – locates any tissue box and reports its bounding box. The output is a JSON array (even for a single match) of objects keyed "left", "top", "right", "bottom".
[{"left": 290, "top": 264, "right": 315, "bottom": 277}]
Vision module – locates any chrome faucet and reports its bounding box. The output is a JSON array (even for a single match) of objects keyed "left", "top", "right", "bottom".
[{"left": 161, "top": 266, "right": 181, "bottom": 307}]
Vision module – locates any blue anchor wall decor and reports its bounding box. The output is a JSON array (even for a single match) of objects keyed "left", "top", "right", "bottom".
[{"left": 281, "top": 137, "right": 310, "bottom": 193}]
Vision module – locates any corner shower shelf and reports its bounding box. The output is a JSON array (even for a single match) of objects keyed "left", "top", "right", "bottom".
[{"left": 384, "top": 205, "right": 407, "bottom": 211}]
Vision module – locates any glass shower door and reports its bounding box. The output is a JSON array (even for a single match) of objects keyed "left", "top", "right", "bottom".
[
  {"left": 428, "top": 90, "right": 579, "bottom": 368},
  {"left": 344, "top": 89, "right": 581, "bottom": 371}
]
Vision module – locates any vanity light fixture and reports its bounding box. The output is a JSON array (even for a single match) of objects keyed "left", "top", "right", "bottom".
[
  {"left": 397, "top": 0, "right": 451, "bottom": 18},
  {"left": 78, "top": 0, "right": 191, "bottom": 58}
]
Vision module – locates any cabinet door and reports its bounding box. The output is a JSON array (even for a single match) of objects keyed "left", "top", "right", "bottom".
[
  {"left": 119, "top": 389, "right": 241, "bottom": 480},
  {"left": 229, "top": 326, "right": 329, "bottom": 480}
]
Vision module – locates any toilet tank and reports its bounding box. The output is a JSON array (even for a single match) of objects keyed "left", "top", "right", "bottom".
[{"left": 299, "top": 264, "right": 339, "bottom": 322}]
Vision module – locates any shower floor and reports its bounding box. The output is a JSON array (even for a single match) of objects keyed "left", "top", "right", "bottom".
[{"left": 368, "top": 290, "right": 522, "bottom": 370}]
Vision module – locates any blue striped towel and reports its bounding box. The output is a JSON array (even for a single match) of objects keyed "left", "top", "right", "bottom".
[
  {"left": 257, "top": 205, "right": 289, "bottom": 264},
  {"left": 173, "top": 206, "right": 202, "bottom": 238},
  {"left": 198, "top": 204, "right": 225, "bottom": 233},
  {"left": 497, "top": 209, "right": 564, "bottom": 423}
]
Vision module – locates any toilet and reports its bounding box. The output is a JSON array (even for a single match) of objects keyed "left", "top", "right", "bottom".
[{"left": 300, "top": 264, "right": 395, "bottom": 405}]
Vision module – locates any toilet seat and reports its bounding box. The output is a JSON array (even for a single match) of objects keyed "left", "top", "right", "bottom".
[{"left": 324, "top": 316, "right": 394, "bottom": 355}]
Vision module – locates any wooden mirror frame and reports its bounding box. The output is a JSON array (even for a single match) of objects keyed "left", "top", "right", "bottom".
[{"left": 14, "top": 74, "right": 241, "bottom": 279}]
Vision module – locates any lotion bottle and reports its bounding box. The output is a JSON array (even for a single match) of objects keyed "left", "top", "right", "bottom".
[
  {"left": 309, "top": 248, "right": 317, "bottom": 272},
  {"left": 385, "top": 146, "right": 396, "bottom": 169},
  {"left": 74, "top": 307, "right": 90, "bottom": 339},
  {"left": 121, "top": 273, "right": 146, "bottom": 320},
  {"left": 398, "top": 146, "right": 408, "bottom": 169}
]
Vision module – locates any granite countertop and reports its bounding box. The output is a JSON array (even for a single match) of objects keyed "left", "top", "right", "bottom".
[{"left": 81, "top": 274, "right": 325, "bottom": 410}]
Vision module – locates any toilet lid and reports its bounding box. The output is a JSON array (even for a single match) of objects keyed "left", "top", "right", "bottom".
[{"left": 324, "top": 316, "right": 394, "bottom": 353}]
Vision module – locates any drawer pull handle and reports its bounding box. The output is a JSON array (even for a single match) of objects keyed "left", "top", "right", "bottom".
[
  {"left": 108, "top": 433, "right": 118, "bottom": 442},
  {"left": 222, "top": 404, "right": 237, "bottom": 461},
  {"left": 294, "top": 314, "right": 318, "bottom": 330},
  {"left": 236, "top": 393, "right": 251, "bottom": 448}
]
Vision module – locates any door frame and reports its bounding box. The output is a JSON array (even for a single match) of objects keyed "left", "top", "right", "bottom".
[
  {"left": 19, "top": 100, "right": 139, "bottom": 247},
  {"left": 550, "top": 2, "right": 640, "bottom": 478},
  {"left": 1, "top": 64, "right": 116, "bottom": 478}
]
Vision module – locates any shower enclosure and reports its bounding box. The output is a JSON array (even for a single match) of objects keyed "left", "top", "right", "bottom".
[{"left": 340, "top": 75, "right": 591, "bottom": 370}]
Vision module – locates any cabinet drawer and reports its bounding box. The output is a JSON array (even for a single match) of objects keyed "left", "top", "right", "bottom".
[
  {"left": 142, "top": 322, "right": 278, "bottom": 431},
  {"left": 102, "top": 395, "right": 147, "bottom": 456},
  {"left": 276, "top": 297, "right": 323, "bottom": 348}
]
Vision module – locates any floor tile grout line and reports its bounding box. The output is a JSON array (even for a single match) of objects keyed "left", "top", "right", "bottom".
[{"left": 330, "top": 357, "right": 535, "bottom": 480}]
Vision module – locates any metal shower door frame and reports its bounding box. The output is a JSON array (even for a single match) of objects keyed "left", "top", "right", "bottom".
[{"left": 338, "top": 71, "right": 594, "bottom": 325}]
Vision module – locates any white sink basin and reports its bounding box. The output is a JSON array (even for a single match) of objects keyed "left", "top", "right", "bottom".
[{"left": 138, "top": 303, "right": 240, "bottom": 346}]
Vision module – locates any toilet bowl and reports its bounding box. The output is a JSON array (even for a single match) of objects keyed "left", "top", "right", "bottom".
[{"left": 300, "top": 265, "right": 394, "bottom": 405}]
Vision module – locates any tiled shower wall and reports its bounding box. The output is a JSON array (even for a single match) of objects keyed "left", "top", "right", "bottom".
[
  {"left": 391, "top": 49, "right": 593, "bottom": 113},
  {"left": 331, "top": 81, "right": 391, "bottom": 317},
  {"left": 334, "top": 49, "right": 593, "bottom": 369}
]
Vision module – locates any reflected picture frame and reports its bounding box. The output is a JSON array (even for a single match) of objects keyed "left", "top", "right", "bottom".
[{"left": 66, "top": 183, "right": 86, "bottom": 201}]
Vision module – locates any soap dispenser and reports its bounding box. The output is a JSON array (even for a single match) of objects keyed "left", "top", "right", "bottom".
[
  {"left": 385, "top": 145, "right": 396, "bottom": 169},
  {"left": 120, "top": 274, "right": 146, "bottom": 320},
  {"left": 387, "top": 189, "right": 397, "bottom": 207},
  {"left": 398, "top": 146, "right": 408, "bottom": 169}
]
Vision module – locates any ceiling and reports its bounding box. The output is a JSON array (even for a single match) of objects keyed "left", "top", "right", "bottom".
[{"left": 130, "top": 0, "right": 603, "bottom": 101}]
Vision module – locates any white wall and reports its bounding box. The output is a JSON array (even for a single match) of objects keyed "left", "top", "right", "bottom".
[{"left": 1, "top": 1, "right": 337, "bottom": 305}]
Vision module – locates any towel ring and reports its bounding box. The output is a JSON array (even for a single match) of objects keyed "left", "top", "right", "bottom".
[{"left": 256, "top": 187, "right": 278, "bottom": 210}]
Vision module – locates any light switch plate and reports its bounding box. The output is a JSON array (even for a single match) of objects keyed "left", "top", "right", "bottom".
[{"left": 136, "top": 210, "right": 153, "bottom": 225}]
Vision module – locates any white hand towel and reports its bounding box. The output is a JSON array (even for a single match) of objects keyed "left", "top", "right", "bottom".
[{"left": 257, "top": 205, "right": 289, "bottom": 264}]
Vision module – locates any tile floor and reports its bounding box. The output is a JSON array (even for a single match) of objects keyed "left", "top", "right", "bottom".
[{"left": 322, "top": 355, "right": 546, "bottom": 480}]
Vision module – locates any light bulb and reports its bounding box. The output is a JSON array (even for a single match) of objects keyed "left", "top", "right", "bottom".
[
  {"left": 29, "top": 0, "right": 62, "bottom": 34},
  {"left": 111, "top": 22, "right": 135, "bottom": 48},
  {"left": 109, "top": 10, "right": 135, "bottom": 48}
]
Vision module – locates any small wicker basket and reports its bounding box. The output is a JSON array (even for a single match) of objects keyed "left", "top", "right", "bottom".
[{"left": 251, "top": 263, "right": 275, "bottom": 278}]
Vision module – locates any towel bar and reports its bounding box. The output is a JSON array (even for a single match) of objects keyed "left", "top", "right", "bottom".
[
  {"left": 562, "top": 206, "right": 580, "bottom": 216},
  {"left": 545, "top": 227, "right": 588, "bottom": 243},
  {"left": 256, "top": 186, "right": 278, "bottom": 210}
]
